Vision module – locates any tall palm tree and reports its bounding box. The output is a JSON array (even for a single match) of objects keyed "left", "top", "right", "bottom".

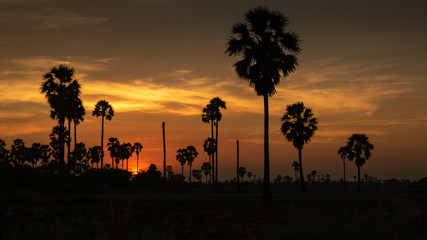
[
  {"left": 107, "top": 137, "right": 120, "bottom": 168},
  {"left": 72, "top": 102, "right": 85, "bottom": 150},
  {"left": 210, "top": 97, "right": 226, "bottom": 187},
  {"left": 41, "top": 65, "right": 79, "bottom": 175},
  {"left": 338, "top": 145, "right": 350, "bottom": 188},
  {"left": 202, "top": 103, "right": 216, "bottom": 184},
  {"left": 133, "top": 142, "right": 143, "bottom": 173},
  {"left": 176, "top": 148, "right": 186, "bottom": 176},
  {"left": 345, "top": 134, "right": 374, "bottom": 192},
  {"left": 281, "top": 102, "right": 318, "bottom": 191},
  {"left": 226, "top": 7, "right": 300, "bottom": 201},
  {"left": 203, "top": 137, "right": 216, "bottom": 184},
  {"left": 92, "top": 100, "right": 114, "bottom": 169},
  {"left": 162, "top": 122, "right": 166, "bottom": 181},
  {"left": 292, "top": 161, "right": 299, "bottom": 182},
  {"left": 64, "top": 85, "right": 83, "bottom": 165},
  {"left": 185, "top": 145, "right": 198, "bottom": 183}
]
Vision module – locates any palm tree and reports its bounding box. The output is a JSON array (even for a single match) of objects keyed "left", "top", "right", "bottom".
[
  {"left": 185, "top": 145, "right": 198, "bottom": 183},
  {"left": 41, "top": 65, "right": 80, "bottom": 175},
  {"left": 192, "top": 170, "right": 202, "bottom": 183},
  {"left": 226, "top": 7, "right": 300, "bottom": 201},
  {"left": 162, "top": 122, "right": 166, "bottom": 181},
  {"left": 0, "top": 139, "right": 10, "bottom": 163},
  {"left": 119, "top": 143, "right": 133, "bottom": 171},
  {"left": 133, "top": 142, "right": 143, "bottom": 173},
  {"left": 107, "top": 137, "right": 120, "bottom": 169},
  {"left": 247, "top": 172, "right": 253, "bottom": 181},
  {"left": 311, "top": 170, "right": 317, "bottom": 183},
  {"left": 176, "top": 148, "right": 187, "bottom": 176},
  {"left": 88, "top": 146, "right": 101, "bottom": 169},
  {"left": 65, "top": 87, "right": 83, "bottom": 165},
  {"left": 338, "top": 145, "right": 350, "bottom": 188},
  {"left": 11, "top": 139, "right": 26, "bottom": 166},
  {"left": 345, "top": 134, "right": 374, "bottom": 192},
  {"left": 92, "top": 100, "right": 114, "bottom": 169},
  {"left": 281, "top": 102, "right": 318, "bottom": 191},
  {"left": 292, "top": 161, "right": 299, "bottom": 182},
  {"left": 72, "top": 102, "right": 85, "bottom": 150},
  {"left": 203, "top": 137, "right": 216, "bottom": 184},
  {"left": 49, "top": 125, "right": 70, "bottom": 164},
  {"left": 238, "top": 166, "right": 247, "bottom": 182},
  {"left": 201, "top": 162, "right": 211, "bottom": 184},
  {"left": 209, "top": 97, "right": 226, "bottom": 187}
]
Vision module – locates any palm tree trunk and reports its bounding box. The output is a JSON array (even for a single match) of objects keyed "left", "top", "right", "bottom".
[
  {"left": 122, "top": 160, "right": 123, "bottom": 170},
  {"left": 237, "top": 139, "right": 240, "bottom": 192},
  {"left": 100, "top": 116, "right": 104, "bottom": 169},
  {"left": 59, "top": 118, "right": 65, "bottom": 177},
  {"left": 357, "top": 166, "right": 361, "bottom": 192},
  {"left": 189, "top": 164, "right": 192, "bottom": 183},
  {"left": 215, "top": 119, "right": 219, "bottom": 187},
  {"left": 67, "top": 119, "right": 71, "bottom": 166},
  {"left": 126, "top": 158, "right": 128, "bottom": 171},
  {"left": 74, "top": 121, "right": 77, "bottom": 151},
  {"left": 208, "top": 154, "right": 211, "bottom": 185},
  {"left": 162, "top": 122, "right": 166, "bottom": 182},
  {"left": 261, "top": 94, "right": 272, "bottom": 201},
  {"left": 181, "top": 165, "right": 184, "bottom": 177},
  {"left": 298, "top": 148, "right": 306, "bottom": 191},
  {"left": 211, "top": 120, "right": 215, "bottom": 187},
  {"left": 343, "top": 158, "right": 346, "bottom": 188},
  {"left": 136, "top": 153, "right": 139, "bottom": 173}
]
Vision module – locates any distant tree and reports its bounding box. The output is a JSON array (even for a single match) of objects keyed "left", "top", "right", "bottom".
[
  {"left": 0, "top": 139, "right": 9, "bottom": 162},
  {"left": 49, "top": 125, "right": 70, "bottom": 163},
  {"left": 39, "top": 144, "right": 51, "bottom": 166},
  {"left": 10, "top": 139, "right": 27, "bottom": 166},
  {"left": 192, "top": 170, "right": 202, "bottom": 183},
  {"left": 311, "top": 170, "right": 317, "bottom": 182},
  {"left": 345, "top": 133, "right": 374, "bottom": 192},
  {"left": 326, "top": 174, "right": 330, "bottom": 183},
  {"left": 210, "top": 97, "right": 226, "bottom": 187},
  {"left": 203, "top": 138, "right": 216, "bottom": 184},
  {"left": 338, "top": 145, "right": 351, "bottom": 188},
  {"left": 166, "top": 165, "right": 174, "bottom": 180},
  {"left": 133, "top": 142, "right": 143, "bottom": 173},
  {"left": 176, "top": 148, "right": 186, "bottom": 176},
  {"left": 306, "top": 174, "right": 312, "bottom": 183},
  {"left": 247, "top": 172, "right": 253, "bottom": 181},
  {"left": 201, "top": 162, "right": 211, "bottom": 184},
  {"left": 87, "top": 146, "right": 102, "bottom": 168},
  {"left": 29, "top": 143, "right": 43, "bottom": 168},
  {"left": 226, "top": 6, "right": 301, "bottom": 201},
  {"left": 238, "top": 166, "right": 247, "bottom": 182},
  {"left": 107, "top": 137, "right": 120, "bottom": 169},
  {"left": 292, "top": 161, "right": 299, "bottom": 182},
  {"left": 92, "top": 100, "right": 114, "bottom": 169},
  {"left": 70, "top": 142, "right": 88, "bottom": 175},
  {"left": 185, "top": 146, "right": 198, "bottom": 183},
  {"left": 274, "top": 174, "right": 283, "bottom": 184},
  {"left": 281, "top": 102, "right": 318, "bottom": 191},
  {"left": 118, "top": 143, "right": 133, "bottom": 171}
]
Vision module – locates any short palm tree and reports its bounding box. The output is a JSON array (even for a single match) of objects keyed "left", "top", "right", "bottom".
[
  {"left": 176, "top": 148, "right": 187, "bottom": 176},
  {"left": 107, "top": 137, "right": 120, "bottom": 169},
  {"left": 338, "top": 145, "right": 351, "bottom": 188},
  {"left": 345, "top": 134, "right": 374, "bottom": 192},
  {"left": 185, "top": 145, "right": 198, "bottom": 183},
  {"left": 203, "top": 137, "right": 216, "bottom": 184},
  {"left": 92, "top": 100, "right": 114, "bottom": 169},
  {"left": 311, "top": 170, "right": 317, "bottom": 183},
  {"left": 292, "top": 161, "right": 299, "bottom": 182},
  {"left": 238, "top": 166, "right": 247, "bottom": 182},
  {"left": 281, "top": 102, "right": 318, "bottom": 191},
  {"left": 133, "top": 142, "right": 143, "bottom": 173},
  {"left": 88, "top": 146, "right": 102, "bottom": 169},
  {"left": 226, "top": 6, "right": 300, "bottom": 201},
  {"left": 201, "top": 162, "right": 211, "bottom": 184}
]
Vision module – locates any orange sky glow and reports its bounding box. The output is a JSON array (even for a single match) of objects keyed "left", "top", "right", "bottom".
[{"left": 0, "top": 0, "right": 426, "bottom": 181}]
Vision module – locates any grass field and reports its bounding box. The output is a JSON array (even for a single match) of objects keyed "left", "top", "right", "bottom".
[{"left": 0, "top": 184, "right": 426, "bottom": 240}]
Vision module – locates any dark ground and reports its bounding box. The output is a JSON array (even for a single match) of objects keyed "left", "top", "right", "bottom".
[{"left": 0, "top": 184, "right": 426, "bottom": 240}]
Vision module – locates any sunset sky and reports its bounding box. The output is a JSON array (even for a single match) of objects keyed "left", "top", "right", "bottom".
[{"left": 1, "top": 0, "right": 426, "bottom": 181}]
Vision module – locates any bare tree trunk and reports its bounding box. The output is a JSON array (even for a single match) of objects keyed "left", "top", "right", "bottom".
[
  {"left": 261, "top": 94, "right": 272, "bottom": 201},
  {"left": 298, "top": 148, "right": 306, "bottom": 191}
]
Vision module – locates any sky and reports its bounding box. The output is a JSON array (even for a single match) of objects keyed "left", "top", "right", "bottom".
[{"left": 0, "top": 0, "right": 426, "bottom": 181}]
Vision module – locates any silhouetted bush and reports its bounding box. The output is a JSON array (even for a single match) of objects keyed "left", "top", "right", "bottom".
[
  {"left": 132, "top": 164, "right": 162, "bottom": 187},
  {"left": 78, "top": 169, "right": 132, "bottom": 188}
]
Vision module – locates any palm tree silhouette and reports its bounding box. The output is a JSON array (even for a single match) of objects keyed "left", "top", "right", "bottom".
[
  {"left": 201, "top": 162, "right": 211, "bottom": 184},
  {"left": 107, "top": 137, "right": 120, "bottom": 169},
  {"left": 133, "top": 142, "right": 143, "bottom": 173},
  {"left": 88, "top": 146, "right": 101, "bottom": 169},
  {"left": 72, "top": 102, "right": 85, "bottom": 151},
  {"left": 185, "top": 145, "right": 198, "bottom": 183},
  {"left": 11, "top": 139, "right": 26, "bottom": 166},
  {"left": 226, "top": 7, "right": 300, "bottom": 201},
  {"left": 281, "top": 102, "right": 318, "bottom": 191},
  {"left": 0, "top": 139, "right": 9, "bottom": 162},
  {"left": 247, "top": 172, "right": 253, "bottom": 182},
  {"left": 292, "top": 161, "right": 299, "bottom": 183},
  {"left": 92, "top": 100, "right": 114, "bottom": 169},
  {"left": 209, "top": 97, "right": 226, "bottom": 187},
  {"left": 238, "top": 166, "right": 247, "bottom": 182},
  {"left": 344, "top": 133, "right": 374, "bottom": 192},
  {"left": 311, "top": 170, "right": 317, "bottom": 183},
  {"left": 41, "top": 65, "right": 80, "bottom": 176},
  {"left": 202, "top": 103, "right": 216, "bottom": 184},
  {"left": 64, "top": 87, "right": 83, "bottom": 165},
  {"left": 162, "top": 122, "right": 166, "bottom": 181},
  {"left": 49, "top": 125, "right": 70, "bottom": 166},
  {"left": 119, "top": 143, "right": 133, "bottom": 171},
  {"left": 176, "top": 148, "right": 186, "bottom": 176},
  {"left": 338, "top": 145, "right": 351, "bottom": 188},
  {"left": 203, "top": 137, "right": 216, "bottom": 184}
]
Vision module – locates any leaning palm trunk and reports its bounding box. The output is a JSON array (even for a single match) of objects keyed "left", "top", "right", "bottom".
[
  {"left": 298, "top": 148, "right": 306, "bottom": 191},
  {"left": 261, "top": 94, "right": 272, "bottom": 201}
]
